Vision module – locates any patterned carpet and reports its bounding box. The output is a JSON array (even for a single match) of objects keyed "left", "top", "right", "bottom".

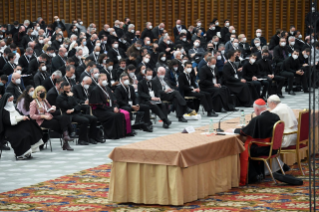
[{"left": 0, "top": 159, "right": 317, "bottom": 212}]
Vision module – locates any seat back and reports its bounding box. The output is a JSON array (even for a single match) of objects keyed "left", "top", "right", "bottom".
[
  {"left": 297, "top": 110, "right": 309, "bottom": 146},
  {"left": 271, "top": 121, "right": 285, "bottom": 151}
]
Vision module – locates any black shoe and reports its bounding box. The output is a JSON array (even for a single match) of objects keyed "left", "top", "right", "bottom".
[
  {"left": 178, "top": 117, "right": 188, "bottom": 122},
  {"left": 93, "top": 137, "right": 104, "bottom": 143},
  {"left": 143, "top": 125, "right": 153, "bottom": 132},
  {"left": 89, "top": 139, "right": 97, "bottom": 144},
  {"left": 220, "top": 108, "right": 227, "bottom": 113},
  {"left": 231, "top": 108, "right": 239, "bottom": 111},
  {"left": 288, "top": 91, "right": 296, "bottom": 95},
  {"left": 0, "top": 144, "right": 10, "bottom": 151},
  {"left": 163, "top": 122, "right": 169, "bottom": 129},
  {"left": 277, "top": 93, "right": 285, "bottom": 98},
  {"left": 207, "top": 111, "right": 218, "bottom": 117},
  {"left": 78, "top": 140, "right": 89, "bottom": 145},
  {"left": 39, "top": 144, "right": 44, "bottom": 150},
  {"left": 186, "top": 107, "right": 193, "bottom": 114},
  {"left": 163, "top": 119, "right": 172, "bottom": 127}
]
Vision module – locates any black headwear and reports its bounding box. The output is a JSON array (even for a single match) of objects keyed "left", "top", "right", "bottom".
[{"left": 0, "top": 93, "right": 14, "bottom": 144}]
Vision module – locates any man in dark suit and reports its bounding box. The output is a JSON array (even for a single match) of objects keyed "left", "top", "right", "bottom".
[
  {"left": 52, "top": 16, "right": 66, "bottom": 32},
  {"left": 71, "top": 48, "right": 84, "bottom": 68},
  {"left": 0, "top": 48, "right": 11, "bottom": 75},
  {"left": 138, "top": 69, "right": 171, "bottom": 128},
  {"left": 86, "top": 34, "right": 98, "bottom": 54},
  {"left": 141, "top": 22, "right": 155, "bottom": 42},
  {"left": 13, "top": 26, "right": 26, "bottom": 50},
  {"left": 269, "top": 29, "right": 282, "bottom": 50},
  {"left": 153, "top": 67, "right": 193, "bottom": 122},
  {"left": 10, "top": 21, "right": 21, "bottom": 37},
  {"left": 76, "top": 58, "right": 92, "bottom": 83},
  {"left": 179, "top": 62, "right": 216, "bottom": 117},
  {"left": 2, "top": 53, "right": 16, "bottom": 76},
  {"left": 5, "top": 73, "right": 23, "bottom": 103},
  {"left": 152, "top": 23, "right": 165, "bottom": 40},
  {"left": 72, "top": 76, "right": 92, "bottom": 114},
  {"left": 108, "top": 40, "right": 126, "bottom": 66},
  {"left": 220, "top": 19, "right": 230, "bottom": 43},
  {"left": 294, "top": 31, "right": 305, "bottom": 50},
  {"left": 287, "top": 36, "right": 298, "bottom": 54},
  {"left": 21, "top": 28, "right": 35, "bottom": 50},
  {"left": 63, "top": 65, "right": 77, "bottom": 88},
  {"left": 251, "top": 29, "right": 267, "bottom": 48},
  {"left": 28, "top": 53, "right": 47, "bottom": 77},
  {"left": 115, "top": 73, "right": 153, "bottom": 132},
  {"left": 43, "top": 70, "right": 62, "bottom": 92},
  {"left": 273, "top": 37, "right": 290, "bottom": 73},
  {"left": 79, "top": 61, "right": 96, "bottom": 83},
  {"left": 87, "top": 46, "right": 100, "bottom": 63},
  {"left": 173, "top": 20, "right": 187, "bottom": 40},
  {"left": 18, "top": 47, "right": 35, "bottom": 75},
  {"left": 52, "top": 48, "right": 67, "bottom": 71},
  {"left": 47, "top": 78, "right": 64, "bottom": 107},
  {"left": 51, "top": 34, "right": 63, "bottom": 51},
  {"left": 33, "top": 62, "right": 50, "bottom": 87}
]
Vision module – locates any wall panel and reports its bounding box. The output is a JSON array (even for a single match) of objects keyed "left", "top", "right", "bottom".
[{"left": 0, "top": 0, "right": 311, "bottom": 42}]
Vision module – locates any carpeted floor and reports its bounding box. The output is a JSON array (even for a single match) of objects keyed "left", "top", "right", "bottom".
[{"left": 0, "top": 159, "right": 317, "bottom": 212}]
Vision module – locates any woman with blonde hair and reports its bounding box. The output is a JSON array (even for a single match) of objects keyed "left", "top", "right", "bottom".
[{"left": 29, "top": 86, "right": 74, "bottom": 151}]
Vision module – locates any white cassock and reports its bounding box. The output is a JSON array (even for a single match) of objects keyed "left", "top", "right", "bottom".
[{"left": 265, "top": 103, "right": 298, "bottom": 175}]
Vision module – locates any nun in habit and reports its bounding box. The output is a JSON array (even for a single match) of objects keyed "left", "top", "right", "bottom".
[{"left": 0, "top": 93, "right": 43, "bottom": 159}]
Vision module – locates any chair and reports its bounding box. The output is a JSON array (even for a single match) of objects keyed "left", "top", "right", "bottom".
[
  {"left": 41, "top": 127, "right": 52, "bottom": 152},
  {"left": 248, "top": 121, "right": 285, "bottom": 184},
  {"left": 280, "top": 110, "right": 310, "bottom": 176}
]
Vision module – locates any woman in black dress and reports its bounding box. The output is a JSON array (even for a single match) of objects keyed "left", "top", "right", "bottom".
[{"left": 0, "top": 93, "right": 43, "bottom": 159}]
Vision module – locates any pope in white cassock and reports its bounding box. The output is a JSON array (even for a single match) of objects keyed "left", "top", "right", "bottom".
[{"left": 265, "top": 94, "right": 298, "bottom": 174}]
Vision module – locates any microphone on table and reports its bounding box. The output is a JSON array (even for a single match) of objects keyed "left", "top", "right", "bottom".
[{"left": 215, "top": 110, "right": 237, "bottom": 132}]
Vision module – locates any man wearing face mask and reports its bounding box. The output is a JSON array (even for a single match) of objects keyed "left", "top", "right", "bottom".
[
  {"left": 225, "top": 38, "right": 239, "bottom": 54},
  {"left": 0, "top": 48, "right": 11, "bottom": 75},
  {"left": 238, "top": 34, "right": 251, "bottom": 58},
  {"left": 108, "top": 40, "right": 126, "bottom": 66},
  {"left": 64, "top": 65, "right": 77, "bottom": 88},
  {"left": 79, "top": 61, "right": 96, "bottom": 82},
  {"left": 34, "top": 35, "right": 45, "bottom": 55},
  {"left": 273, "top": 37, "right": 289, "bottom": 75},
  {"left": 21, "top": 28, "right": 35, "bottom": 50},
  {"left": 251, "top": 29, "right": 267, "bottom": 48},
  {"left": 152, "top": 23, "right": 165, "bottom": 40},
  {"left": 256, "top": 50, "right": 285, "bottom": 98},
  {"left": 305, "top": 4, "right": 319, "bottom": 35},
  {"left": 139, "top": 53, "right": 152, "bottom": 70},
  {"left": 281, "top": 49, "right": 309, "bottom": 95},
  {"left": 179, "top": 61, "right": 216, "bottom": 117},
  {"left": 52, "top": 47, "right": 67, "bottom": 71},
  {"left": 98, "top": 24, "right": 110, "bottom": 39},
  {"left": 52, "top": 34, "right": 63, "bottom": 51},
  {"left": 89, "top": 68, "right": 100, "bottom": 86},
  {"left": 42, "top": 70, "right": 62, "bottom": 92},
  {"left": 125, "top": 24, "right": 136, "bottom": 41},
  {"left": 206, "top": 22, "right": 218, "bottom": 42},
  {"left": 6, "top": 66, "right": 25, "bottom": 90},
  {"left": 188, "top": 39, "right": 205, "bottom": 63},
  {"left": 33, "top": 62, "right": 49, "bottom": 87},
  {"left": 220, "top": 19, "right": 230, "bottom": 43},
  {"left": 87, "top": 46, "right": 100, "bottom": 63},
  {"left": 141, "top": 22, "right": 155, "bottom": 42},
  {"left": 3, "top": 53, "right": 17, "bottom": 76},
  {"left": 115, "top": 73, "right": 153, "bottom": 132},
  {"left": 6, "top": 73, "right": 24, "bottom": 103},
  {"left": 294, "top": 31, "right": 305, "bottom": 50},
  {"left": 52, "top": 16, "right": 66, "bottom": 32},
  {"left": 28, "top": 53, "right": 47, "bottom": 78},
  {"left": 13, "top": 26, "right": 26, "bottom": 51},
  {"left": 287, "top": 36, "right": 298, "bottom": 54},
  {"left": 153, "top": 67, "right": 194, "bottom": 122},
  {"left": 72, "top": 76, "right": 93, "bottom": 115},
  {"left": 10, "top": 21, "right": 21, "bottom": 37},
  {"left": 175, "top": 33, "right": 192, "bottom": 53},
  {"left": 269, "top": 29, "right": 282, "bottom": 50},
  {"left": 87, "top": 34, "right": 98, "bottom": 54},
  {"left": 51, "top": 27, "right": 63, "bottom": 42}
]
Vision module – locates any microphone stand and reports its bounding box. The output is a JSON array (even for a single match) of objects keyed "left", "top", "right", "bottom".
[{"left": 216, "top": 110, "right": 237, "bottom": 132}]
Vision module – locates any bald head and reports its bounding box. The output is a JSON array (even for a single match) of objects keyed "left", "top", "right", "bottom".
[
  {"left": 157, "top": 67, "right": 166, "bottom": 76},
  {"left": 12, "top": 73, "right": 21, "bottom": 84}
]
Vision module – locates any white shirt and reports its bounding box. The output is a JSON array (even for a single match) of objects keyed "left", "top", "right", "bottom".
[
  {"left": 14, "top": 52, "right": 20, "bottom": 65},
  {"left": 79, "top": 46, "right": 89, "bottom": 58},
  {"left": 271, "top": 103, "right": 298, "bottom": 148}
]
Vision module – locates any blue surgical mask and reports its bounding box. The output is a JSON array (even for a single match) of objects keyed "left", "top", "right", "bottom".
[
  {"left": 0, "top": 82, "right": 3, "bottom": 86},
  {"left": 12, "top": 50, "right": 17, "bottom": 54}
]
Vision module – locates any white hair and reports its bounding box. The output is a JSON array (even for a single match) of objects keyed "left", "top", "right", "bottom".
[
  {"left": 256, "top": 29, "right": 262, "bottom": 32},
  {"left": 70, "top": 34, "right": 78, "bottom": 40},
  {"left": 288, "top": 36, "right": 295, "bottom": 41},
  {"left": 173, "top": 50, "right": 181, "bottom": 58},
  {"left": 83, "top": 76, "right": 91, "bottom": 82},
  {"left": 24, "top": 20, "right": 30, "bottom": 24},
  {"left": 52, "top": 70, "right": 62, "bottom": 77},
  {"left": 180, "top": 29, "right": 187, "bottom": 34},
  {"left": 254, "top": 38, "right": 261, "bottom": 43},
  {"left": 128, "top": 24, "right": 135, "bottom": 29},
  {"left": 268, "top": 94, "right": 281, "bottom": 104}
]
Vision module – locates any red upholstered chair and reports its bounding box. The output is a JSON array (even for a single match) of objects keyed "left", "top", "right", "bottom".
[
  {"left": 248, "top": 121, "right": 285, "bottom": 184},
  {"left": 281, "top": 110, "right": 310, "bottom": 176}
]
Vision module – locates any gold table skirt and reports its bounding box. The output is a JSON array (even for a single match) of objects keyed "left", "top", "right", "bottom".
[{"left": 108, "top": 154, "right": 240, "bottom": 206}]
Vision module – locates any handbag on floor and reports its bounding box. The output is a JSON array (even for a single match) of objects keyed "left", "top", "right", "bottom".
[{"left": 273, "top": 172, "right": 303, "bottom": 185}]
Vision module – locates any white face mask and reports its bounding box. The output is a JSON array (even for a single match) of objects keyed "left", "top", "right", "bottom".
[
  {"left": 123, "top": 79, "right": 130, "bottom": 85},
  {"left": 144, "top": 58, "right": 150, "bottom": 63},
  {"left": 42, "top": 66, "right": 47, "bottom": 71},
  {"left": 146, "top": 41, "right": 150, "bottom": 45},
  {"left": 280, "top": 42, "right": 286, "bottom": 47},
  {"left": 299, "top": 34, "right": 302, "bottom": 39},
  {"left": 37, "top": 27, "right": 40, "bottom": 31},
  {"left": 210, "top": 27, "right": 216, "bottom": 30},
  {"left": 64, "top": 44, "right": 68, "bottom": 48},
  {"left": 197, "top": 23, "right": 201, "bottom": 27},
  {"left": 215, "top": 22, "right": 219, "bottom": 26},
  {"left": 158, "top": 75, "right": 165, "bottom": 80},
  {"left": 74, "top": 28, "right": 78, "bottom": 32},
  {"left": 182, "top": 38, "right": 187, "bottom": 42},
  {"left": 131, "top": 29, "right": 135, "bottom": 33},
  {"left": 311, "top": 39, "right": 315, "bottom": 43},
  {"left": 232, "top": 30, "right": 236, "bottom": 33},
  {"left": 112, "top": 32, "right": 117, "bottom": 35},
  {"left": 94, "top": 73, "right": 99, "bottom": 79},
  {"left": 256, "top": 33, "right": 261, "bottom": 37},
  {"left": 290, "top": 42, "right": 295, "bottom": 46},
  {"left": 186, "top": 68, "right": 192, "bottom": 73},
  {"left": 129, "top": 72, "right": 135, "bottom": 78},
  {"left": 292, "top": 54, "right": 298, "bottom": 60},
  {"left": 141, "top": 69, "right": 146, "bottom": 74},
  {"left": 83, "top": 84, "right": 89, "bottom": 90},
  {"left": 173, "top": 67, "right": 178, "bottom": 71},
  {"left": 58, "top": 38, "right": 62, "bottom": 42},
  {"left": 217, "top": 55, "right": 222, "bottom": 60},
  {"left": 242, "top": 38, "right": 247, "bottom": 42},
  {"left": 225, "top": 23, "right": 230, "bottom": 27},
  {"left": 48, "top": 41, "right": 52, "bottom": 45},
  {"left": 102, "top": 40, "right": 107, "bottom": 44},
  {"left": 255, "top": 43, "right": 260, "bottom": 47},
  {"left": 15, "top": 78, "right": 21, "bottom": 84},
  {"left": 102, "top": 80, "right": 108, "bottom": 86},
  {"left": 250, "top": 58, "right": 256, "bottom": 64},
  {"left": 103, "top": 59, "right": 107, "bottom": 64},
  {"left": 221, "top": 50, "right": 225, "bottom": 54},
  {"left": 113, "top": 44, "right": 118, "bottom": 48},
  {"left": 183, "top": 60, "right": 188, "bottom": 64},
  {"left": 313, "top": 7, "right": 316, "bottom": 12},
  {"left": 194, "top": 42, "right": 200, "bottom": 47},
  {"left": 303, "top": 53, "right": 309, "bottom": 58},
  {"left": 96, "top": 43, "right": 101, "bottom": 46},
  {"left": 230, "top": 37, "right": 235, "bottom": 42},
  {"left": 166, "top": 40, "right": 170, "bottom": 45},
  {"left": 71, "top": 74, "right": 76, "bottom": 79},
  {"left": 39, "top": 40, "right": 44, "bottom": 44},
  {"left": 59, "top": 31, "right": 63, "bottom": 35},
  {"left": 108, "top": 66, "right": 113, "bottom": 71},
  {"left": 233, "top": 43, "right": 239, "bottom": 48},
  {"left": 29, "top": 91, "right": 34, "bottom": 97},
  {"left": 148, "top": 25, "right": 153, "bottom": 29},
  {"left": 56, "top": 19, "right": 60, "bottom": 22},
  {"left": 161, "top": 57, "right": 166, "bottom": 61},
  {"left": 210, "top": 64, "right": 216, "bottom": 69},
  {"left": 79, "top": 21, "right": 83, "bottom": 25},
  {"left": 146, "top": 75, "right": 152, "bottom": 81},
  {"left": 95, "top": 51, "right": 100, "bottom": 56}
]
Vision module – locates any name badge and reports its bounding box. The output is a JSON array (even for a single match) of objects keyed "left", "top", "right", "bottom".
[
  {"left": 117, "top": 55, "right": 122, "bottom": 60},
  {"left": 149, "top": 91, "right": 155, "bottom": 98},
  {"left": 111, "top": 80, "right": 115, "bottom": 85},
  {"left": 128, "top": 100, "right": 133, "bottom": 106}
]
